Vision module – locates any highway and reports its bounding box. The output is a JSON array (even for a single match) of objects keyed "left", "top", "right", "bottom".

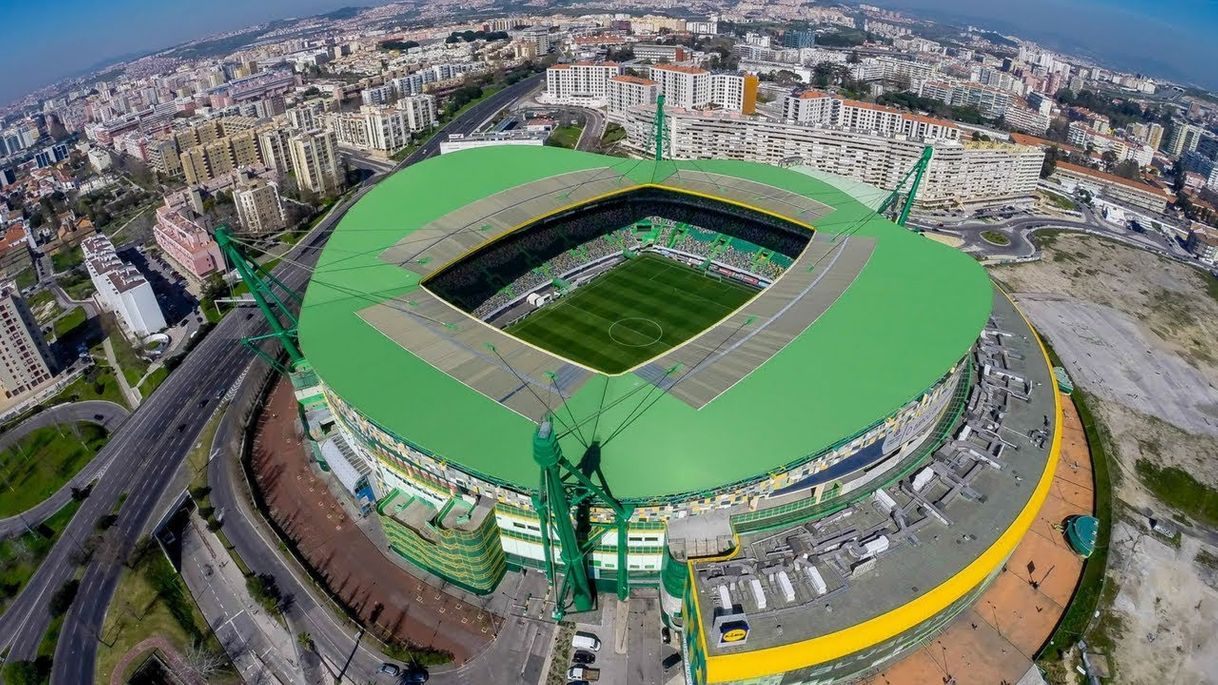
[
  {"left": 0, "top": 400, "right": 129, "bottom": 538},
  {"left": 0, "top": 73, "right": 545, "bottom": 684}
]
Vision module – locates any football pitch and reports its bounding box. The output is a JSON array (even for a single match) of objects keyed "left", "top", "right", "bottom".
[{"left": 505, "top": 253, "right": 757, "bottom": 374}]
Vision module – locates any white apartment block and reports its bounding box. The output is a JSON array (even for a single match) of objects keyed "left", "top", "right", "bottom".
[
  {"left": 80, "top": 235, "right": 166, "bottom": 337},
  {"left": 330, "top": 106, "right": 412, "bottom": 152},
  {"left": 234, "top": 179, "right": 288, "bottom": 235},
  {"left": 649, "top": 65, "right": 711, "bottom": 110},
  {"left": 782, "top": 91, "right": 962, "bottom": 141},
  {"left": 647, "top": 66, "right": 756, "bottom": 114},
  {"left": 918, "top": 80, "right": 1011, "bottom": 118},
  {"left": 622, "top": 106, "right": 1042, "bottom": 208},
  {"left": 1067, "top": 121, "right": 1152, "bottom": 165},
  {"left": 607, "top": 76, "right": 659, "bottom": 121},
  {"left": 398, "top": 94, "right": 438, "bottom": 132},
  {"left": 544, "top": 62, "right": 623, "bottom": 107},
  {"left": 288, "top": 129, "right": 343, "bottom": 196},
  {"left": 0, "top": 283, "right": 54, "bottom": 400},
  {"left": 1002, "top": 105, "right": 1051, "bottom": 135},
  {"left": 361, "top": 85, "right": 395, "bottom": 106}
]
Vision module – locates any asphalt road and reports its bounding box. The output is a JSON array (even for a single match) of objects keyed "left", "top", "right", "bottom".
[
  {"left": 0, "top": 73, "right": 546, "bottom": 684},
  {"left": 0, "top": 400, "right": 129, "bottom": 538}
]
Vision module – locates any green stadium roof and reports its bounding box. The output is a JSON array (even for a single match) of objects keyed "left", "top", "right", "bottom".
[{"left": 299, "top": 146, "right": 993, "bottom": 501}]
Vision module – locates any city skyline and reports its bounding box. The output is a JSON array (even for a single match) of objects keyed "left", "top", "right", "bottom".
[{"left": 3, "top": 0, "right": 1218, "bottom": 108}]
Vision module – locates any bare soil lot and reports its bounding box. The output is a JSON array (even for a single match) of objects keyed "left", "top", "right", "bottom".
[{"left": 994, "top": 233, "right": 1218, "bottom": 684}]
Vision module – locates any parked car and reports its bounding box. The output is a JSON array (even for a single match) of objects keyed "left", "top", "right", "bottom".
[
  {"left": 572, "top": 632, "right": 601, "bottom": 652},
  {"left": 567, "top": 666, "right": 599, "bottom": 682},
  {"left": 572, "top": 650, "right": 596, "bottom": 665},
  {"left": 378, "top": 663, "right": 401, "bottom": 677}
]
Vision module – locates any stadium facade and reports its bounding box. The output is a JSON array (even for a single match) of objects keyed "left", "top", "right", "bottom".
[{"left": 293, "top": 146, "right": 1060, "bottom": 683}]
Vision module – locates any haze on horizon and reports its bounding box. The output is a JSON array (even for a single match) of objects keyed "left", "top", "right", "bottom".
[{"left": 2, "top": 0, "right": 1216, "bottom": 106}]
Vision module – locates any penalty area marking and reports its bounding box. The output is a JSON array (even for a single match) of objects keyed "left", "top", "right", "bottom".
[{"left": 608, "top": 317, "right": 663, "bottom": 347}]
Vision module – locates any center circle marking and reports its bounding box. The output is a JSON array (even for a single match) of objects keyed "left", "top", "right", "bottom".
[{"left": 608, "top": 318, "right": 663, "bottom": 347}]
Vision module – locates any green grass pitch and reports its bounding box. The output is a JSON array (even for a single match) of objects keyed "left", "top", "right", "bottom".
[{"left": 504, "top": 253, "right": 757, "bottom": 374}]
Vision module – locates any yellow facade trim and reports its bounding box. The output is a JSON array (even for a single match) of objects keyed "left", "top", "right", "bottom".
[{"left": 697, "top": 289, "right": 1063, "bottom": 683}]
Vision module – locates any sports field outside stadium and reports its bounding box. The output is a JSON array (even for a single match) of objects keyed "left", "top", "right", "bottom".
[{"left": 505, "top": 254, "right": 757, "bottom": 374}]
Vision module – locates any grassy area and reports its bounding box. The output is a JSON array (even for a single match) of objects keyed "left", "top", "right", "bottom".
[
  {"left": 0, "top": 424, "right": 108, "bottom": 517},
  {"left": 0, "top": 499, "right": 81, "bottom": 616},
  {"left": 50, "top": 246, "right": 83, "bottom": 273},
  {"left": 506, "top": 254, "right": 755, "bottom": 374},
  {"left": 546, "top": 124, "right": 584, "bottom": 149},
  {"left": 96, "top": 541, "right": 234, "bottom": 684},
  {"left": 14, "top": 267, "right": 38, "bottom": 291},
  {"left": 980, "top": 230, "right": 1011, "bottom": 246},
  {"left": 101, "top": 314, "right": 149, "bottom": 387},
  {"left": 59, "top": 361, "right": 127, "bottom": 408},
  {"left": 138, "top": 366, "right": 169, "bottom": 395},
  {"left": 1041, "top": 191, "right": 1078, "bottom": 211},
  {"left": 1134, "top": 459, "right": 1218, "bottom": 527},
  {"left": 59, "top": 271, "right": 95, "bottom": 301},
  {"left": 601, "top": 123, "right": 626, "bottom": 146},
  {"left": 51, "top": 306, "right": 87, "bottom": 338}
]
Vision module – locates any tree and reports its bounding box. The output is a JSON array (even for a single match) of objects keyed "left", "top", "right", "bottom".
[
  {"left": 1113, "top": 160, "right": 1142, "bottom": 180},
  {"left": 1100, "top": 150, "right": 1118, "bottom": 166},
  {"left": 49, "top": 578, "right": 80, "bottom": 616},
  {"left": 183, "top": 640, "right": 230, "bottom": 680},
  {"left": 1041, "top": 146, "right": 1060, "bottom": 179}
]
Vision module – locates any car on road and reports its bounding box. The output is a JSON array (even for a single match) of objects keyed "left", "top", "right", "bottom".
[
  {"left": 379, "top": 662, "right": 401, "bottom": 677},
  {"left": 572, "top": 649, "right": 595, "bottom": 665}
]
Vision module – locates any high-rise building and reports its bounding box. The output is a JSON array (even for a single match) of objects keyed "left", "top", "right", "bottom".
[
  {"left": 607, "top": 75, "right": 659, "bottom": 121},
  {"left": 80, "top": 235, "right": 166, "bottom": 337},
  {"left": 1147, "top": 122, "right": 1165, "bottom": 151},
  {"left": 288, "top": 129, "right": 343, "bottom": 196},
  {"left": 398, "top": 94, "right": 438, "bottom": 132},
  {"left": 257, "top": 128, "right": 291, "bottom": 173},
  {"left": 0, "top": 283, "right": 54, "bottom": 400},
  {"left": 234, "top": 179, "right": 288, "bottom": 236},
  {"left": 545, "top": 62, "right": 623, "bottom": 106},
  {"left": 1166, "top": 122, "right": 1203, "bottom": 158}
]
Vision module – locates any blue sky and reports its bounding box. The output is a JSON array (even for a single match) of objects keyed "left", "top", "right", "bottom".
[
  {"left": 0, "top": 0, "right": 380, "bottom": 104},
  {"left": 2, "top": 0, "right": 1217, "bottom": 105}
]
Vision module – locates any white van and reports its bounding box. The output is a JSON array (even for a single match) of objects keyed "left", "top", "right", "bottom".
[{"left": 572, "top": 632, "right": 601, "bottom": 652}]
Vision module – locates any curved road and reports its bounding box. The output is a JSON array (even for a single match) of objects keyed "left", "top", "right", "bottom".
[
  {"left": 0, "top": 72, "right": 548, "bottom": 685},
  {"left": 0, "top": 401, "right": 129, "bottom": 538}
]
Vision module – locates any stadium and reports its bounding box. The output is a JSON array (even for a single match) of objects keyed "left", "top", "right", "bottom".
[{"left": 292, "top": 145, "right": 1060, "bottom": 683}]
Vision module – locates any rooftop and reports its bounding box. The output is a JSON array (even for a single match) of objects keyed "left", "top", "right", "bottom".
[
  {"left": 1056, "top": 161, "right": 1173, "bottom": 196},
  {"left": 299, "top": 147, "right": 992, "bottom": 500}
]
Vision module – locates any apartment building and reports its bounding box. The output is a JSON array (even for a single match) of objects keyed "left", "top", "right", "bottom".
[
  {"left": 288, "top": 129, "right": 343, "bottom": 196},
  {"left": 80, "top": 235, "right": 166, "bottom": 337},
  {"left": 1052, "top": 161, "right": 1173, "bottom": 213},
  {"left": 647, "top": 66, "right": 758, "bottom": 114},
  {"left": 0, "top": 283, "right": 54, "bottom": 400},
  {"left": 1186, "top": 222, "right": 1218, "bottom": 264},
  {"left": 607, "top": 75, "right": 659, "bottom": 121},
  {"left": 398, "top": 94, "right": 438, "bottom": 132},
  {"left": 153, "top": 200, "right": 225, "bottom": 280},
  {"left": 1002, "top": 105, "right": 1051, "bottom": 135},
  {"left": 782, "top": 91, "right": 962, "bottom": 141},
  {"left": 1066, "top": 121, "right": 1153, "bottom": 165},
  {"left": 234, "top": 178, "right": 288, "bottom": 236},
  {"left": 544, "top": 62, "right": 623, "bottom": 106},
  {"left": 330, "top": 106, "right": 411, "bottom": 152},
  {"left": 1166, "top": 122, "right": 1203, "bottom": 158},
  {"left": 622, "top": 105, "right": 1042, "bottom": 208},
  {"left": 918, "top": 80, "right": 1011, "bottom": 118}
]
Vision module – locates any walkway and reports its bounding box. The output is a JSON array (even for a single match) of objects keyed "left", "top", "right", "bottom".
[
  {"left": 0, "top": 400, "right": 129, "bottom": 536},
  {"left": 102, "top": 337, "right": 141, "bottom": 408}
]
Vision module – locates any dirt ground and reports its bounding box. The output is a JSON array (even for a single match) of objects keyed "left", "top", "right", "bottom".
[
  {"left": 250, "top": 380, "right": 501, "bottom": 664},
  {"left": 993, "top": 233, "right": 1218, "bottom": 684}
]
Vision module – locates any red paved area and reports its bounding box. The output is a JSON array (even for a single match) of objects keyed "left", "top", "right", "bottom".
[
  {"left": 865, "top": 394, "right": 1095, "bottom": 684},
  {"left": 109, "top": 637, "right": 205, "bottom": 685},
  {"left": 250, "top": 380, "right": 500, "bottom": 663}
]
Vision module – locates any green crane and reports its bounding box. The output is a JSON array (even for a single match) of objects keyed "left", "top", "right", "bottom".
[
  {"left": 653, "top": 93, "right": 666, "bottom": 162},
  {"left": 877, "top": 145, "right": 934, "bottom": 227},
  {"left": 214, "top": 225, "right": 305, "bottom": 372},
  {"left": 532, "top": 418, "right": 634, "bottom": 621}
]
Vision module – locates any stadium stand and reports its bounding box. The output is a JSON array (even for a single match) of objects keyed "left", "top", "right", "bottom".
[{"left": 429, "top": 187, "right": 812, "bottom": 314}]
